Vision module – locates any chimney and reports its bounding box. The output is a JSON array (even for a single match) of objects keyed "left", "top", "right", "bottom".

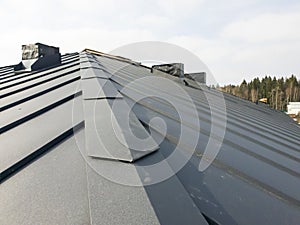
[
  {"left": 14, "top": 43, "right": 61, "bottom": 72},
  {"left": 151, "top": 63, "right": 207, "bottom": 87},
  {"left": 151, "top": 63, "right": 184, "bottom": 79}
]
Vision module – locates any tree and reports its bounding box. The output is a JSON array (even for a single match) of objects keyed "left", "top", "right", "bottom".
[{"left": 220, "top": 75, "right": 300, "bottom": 111}]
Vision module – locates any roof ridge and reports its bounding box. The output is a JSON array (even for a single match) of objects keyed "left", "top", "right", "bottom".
[{"left": 83, "top": 48, "right": 147, "bottom": 68}]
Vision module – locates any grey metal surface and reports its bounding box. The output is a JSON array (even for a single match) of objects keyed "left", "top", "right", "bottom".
[
  {"left": 185, "top": 72, "right": 206, "bottom": 84},
  {"left": 73, "top": 120, "right": 208, "bottom": 225},
  {"left": 81, "top": 77, "right": 122, "bottom": 99},
  {"left": 0, "top": 62, "right": 79, "bottom": 90},
  {"left": 0, "top": 129, "right": 90, "bottom": 225},
  {"left": 80, "top": 61, "right": 102, "bottom": 69},
  {"left": 1, "top": 49, "right": 300, "bottom": 225},
  {"left": 0, "top": 81, "right": 80, "bottom": 130},
  {"left": 80, "top": 67, "right": 111, "bottom": 79},
  {"left": 0, "top": 58, "right": 162, "bottom": 223},
  {"left": 1, "top": 71, "right": 80, "bottom": 111},
  {"left": 80, "top": 58, "right": 159, "bottom": 163},
  {"left": 95, "top": 54, "right": 300, "bottom": 224},
  {"left": 71, "top": 128, "right": 162, "bottom": 225},
  {"left": 0, "top": 63, "right": 79, "bottom": 97},
  {"left": 0, "top": 93, "right": 82, "bottom": 174},
  {"left": 84, "top": 99, "right": 159, "bottom": 162}
]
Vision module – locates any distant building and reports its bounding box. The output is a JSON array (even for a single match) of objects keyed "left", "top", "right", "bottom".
[
  {"left": 259, "top": 98, "right": 268, "bottom": 104},
  {"left": 287, "top": 102, "right": 300, "bottom": 115}
]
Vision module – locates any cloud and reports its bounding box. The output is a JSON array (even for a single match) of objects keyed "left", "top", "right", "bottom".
[
  {"left": 166, "top": 35, "right": 238, "bottom": 85},
  {"left": 167, "top": 12, "right": 300, "bottom": 85},
  {"left": 167, "top": 35, "right": 233, "bottom": 62},
  {"left": 0, "top": 27, "right": 155, "bottom": 67},
  {"left": 221, "top": 12, "right": 300, "bottom": 42},
  {"left": 0, "top": 0, "right": 299, "bottom": 85},
  {"left": 156, "top": 0, "right": 205, "bottom": 15},
  {"left": 134, "top": 15, "right": 171, "bottom": 30}
]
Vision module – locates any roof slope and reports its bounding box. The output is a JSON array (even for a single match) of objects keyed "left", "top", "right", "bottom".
[{"left": 0, "top": 49, "right": 300, "bottom": 225}]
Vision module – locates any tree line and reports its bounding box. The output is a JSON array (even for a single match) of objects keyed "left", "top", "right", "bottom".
[{"left": 221, "top": 75, "right": 300, "bottom": 111}]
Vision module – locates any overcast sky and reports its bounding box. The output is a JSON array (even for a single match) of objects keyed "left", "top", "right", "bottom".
[{"left": 1, "top": 0, "right": 299, "bottom": 85}]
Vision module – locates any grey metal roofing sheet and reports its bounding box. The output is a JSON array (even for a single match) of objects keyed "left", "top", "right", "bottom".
[
  {"left": 0, "top": 129, "right": 90, "bottom": 225},
  {"left": 81, "top": 77, "right": 122, "bottom": 99},
  {"left": 0, "top": 93, "right": 82, "bottom": 175},
  {"left": 84, "top": 99, "right": 159, "bottom": 162},
  {"left": 0, "top": 63, "right": 79, "bottom": 97},
  {"left": 76, "top": 127, "right": 208, "bottom": 225},
  {"left": 80, "top": 67, "right": 111, "bottom": 79},
  {"left": 81, "top": 59, "right": 159, "bottom": 162},
  {"left": 0, "top": 49, "right": 300, "bottom": 225},
  {"left": 94, "top": 54, "right": 300, "bottom": 224}
]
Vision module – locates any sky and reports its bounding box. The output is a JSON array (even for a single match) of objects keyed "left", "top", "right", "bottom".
[{"left": 0, "top": 0, "right": 300, "bottom": 85}]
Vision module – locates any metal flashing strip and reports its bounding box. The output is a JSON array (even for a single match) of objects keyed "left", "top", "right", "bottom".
[
  {"left": 83, "top": 48, "right": 135, "bottom": 65},
  {"left": 80, "top": 61, "right": 97, "bottom": 69},
  {"left": 79, "top": 53, "right": 95, "bottom": 62},
  {"left": 81, "top": 78, "right": 122, "bottom": 99},
  {"left": 79, "top": 56, "right": 159, "bottom": 162},
  {"left": 80, "top": 61, "right": 105, "bottom": 71},
  {"left": 84, "top": 99, "right": 159, "bottom": 162},
  {"left": 79, "top": 56, "right": 97, "bottom": 63},
  {"left": 80, "top": 67, "right": 111, "bottom": 79}
]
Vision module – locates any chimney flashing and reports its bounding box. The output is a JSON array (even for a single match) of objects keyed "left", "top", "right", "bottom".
[{"left": 14, "top": 43, "right": 61, "bottom": 72}]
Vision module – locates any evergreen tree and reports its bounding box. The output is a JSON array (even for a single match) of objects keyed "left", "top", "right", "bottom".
[{"left": 221, "top": 75, "right": 300, "bottom": 111}]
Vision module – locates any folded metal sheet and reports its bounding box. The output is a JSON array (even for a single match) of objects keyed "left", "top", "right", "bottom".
[
  {"left": 80, "top": 61, "right": 102, "bottom": 69},
  {"left": 83, "top": 99, "right": 159, "bottom": 162},
  {"left": 81, "top": 78, "right": 122, "bottom": 99},
  {"left": 80, "top": 55, "right": 108, "bottom": 71},
  {"left": 80, "top": 57, "right": 159, "bottom": 162},
  {"left": 80, "top": 67, "right": 111, "bottom": 79}
]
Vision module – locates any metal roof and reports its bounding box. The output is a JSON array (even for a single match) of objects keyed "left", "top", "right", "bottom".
[{"left": 0, "top": 49, "right": 300, "bottom": 225}]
